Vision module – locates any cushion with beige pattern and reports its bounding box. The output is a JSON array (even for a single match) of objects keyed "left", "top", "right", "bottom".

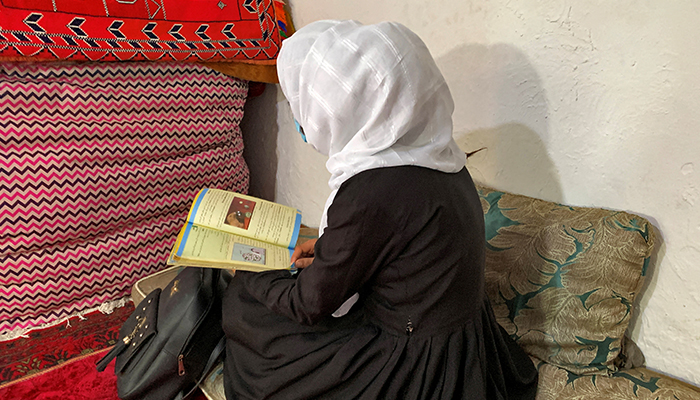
[
  {"left": 534, "top": 362, "right": 700, "bottom": 400},
  {"left": 477, "top": 184, "right": 655, "bottom": 375}
]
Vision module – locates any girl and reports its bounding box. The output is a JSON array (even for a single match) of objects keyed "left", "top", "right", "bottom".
[{"left": 222, "top": 20, "right": 538, "bottom": 399}]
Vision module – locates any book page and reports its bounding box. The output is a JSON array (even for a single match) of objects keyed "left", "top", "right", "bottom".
[
  {"left": 187, "top": 189, "right": 301, "bottom": 249},
  {"left": 173, "top": 224, "right": 292, "bottom": 271}
]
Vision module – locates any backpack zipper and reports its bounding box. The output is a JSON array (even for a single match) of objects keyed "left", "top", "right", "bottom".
[{"left": 178, "top": 354, "right": 186, "bottom": 376}]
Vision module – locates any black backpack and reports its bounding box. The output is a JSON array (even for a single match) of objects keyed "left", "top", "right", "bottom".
[{"left": 97, "top": 267, "right": 229, "bottom": 400}]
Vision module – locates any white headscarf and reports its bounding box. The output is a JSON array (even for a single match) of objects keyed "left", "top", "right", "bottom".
[{"left": 278, "top": 20, "right": 466, "bottom": 234}]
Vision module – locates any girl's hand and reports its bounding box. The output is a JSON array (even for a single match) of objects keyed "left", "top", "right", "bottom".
[{"left": 290, "top": 238, "right": 317, "bottom": 269}]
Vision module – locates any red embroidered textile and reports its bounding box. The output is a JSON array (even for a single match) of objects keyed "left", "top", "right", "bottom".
[{"left": 0, "top": 0, "right": 289, "bottom": 62}]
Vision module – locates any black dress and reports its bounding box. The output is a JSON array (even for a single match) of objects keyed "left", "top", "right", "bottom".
[{"left": 222, "top": 166, "right": 538, "bottom": 399}]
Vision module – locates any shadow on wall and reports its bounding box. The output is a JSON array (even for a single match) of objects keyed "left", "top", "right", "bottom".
[
  {"left": 436, "top": 43, "right": 564, "bottom": 204},
  {"left": 438, "top": 43, "right": 663, "bottom": 359},
  {"left": 240, "top": 84, "right": 279, "bottom": 201}
]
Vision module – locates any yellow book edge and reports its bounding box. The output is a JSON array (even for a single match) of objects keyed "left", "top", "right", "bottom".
[{"left": 167, "top": 223, "right": 297, "bottom": 273}]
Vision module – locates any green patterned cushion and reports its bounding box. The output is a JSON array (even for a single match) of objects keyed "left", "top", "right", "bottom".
[
  {"left": 477, "top": 185, "right": 655, "bottom": 375},
  {"left": 535, "top": 362, "right": 700, "bottom": 399}
]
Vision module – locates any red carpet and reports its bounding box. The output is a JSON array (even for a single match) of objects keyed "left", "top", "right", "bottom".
[
  {"left": 0, "top": 304, "right": 210, "bottom": 399},
  {"left": 0, "top": 305, "right": 133, "bottom": 384},
  {"left": 0, "top": 350, "right": 119, "bottom": 400},
  {"left": 0, "top": 350, "right": 210, "bottom": 399}
]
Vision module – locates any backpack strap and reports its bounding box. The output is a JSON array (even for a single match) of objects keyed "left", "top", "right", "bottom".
[{"left": 96, "top": 340, "right": 127, "bottom": 372}]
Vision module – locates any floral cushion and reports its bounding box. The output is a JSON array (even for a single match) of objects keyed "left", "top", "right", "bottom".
[
  {"left": 477, "top": 185, "right": 655, "bottom": 375},
  {"left": 535, "top": 362, "right": 700, "bottom": 399}
]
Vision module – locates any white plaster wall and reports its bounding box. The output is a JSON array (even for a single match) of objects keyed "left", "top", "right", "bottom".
[{"left": 243, "top": 0, "right": 700, "bottom": 384}]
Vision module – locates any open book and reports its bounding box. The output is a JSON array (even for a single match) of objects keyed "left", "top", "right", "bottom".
[{"left": 168, "top": 188, "right": 302, "bottom": 272}]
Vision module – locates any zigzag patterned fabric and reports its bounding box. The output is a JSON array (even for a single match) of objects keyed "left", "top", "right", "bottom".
[{"left": 0, "top": 62, "right": 250, "bottom": 337}]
